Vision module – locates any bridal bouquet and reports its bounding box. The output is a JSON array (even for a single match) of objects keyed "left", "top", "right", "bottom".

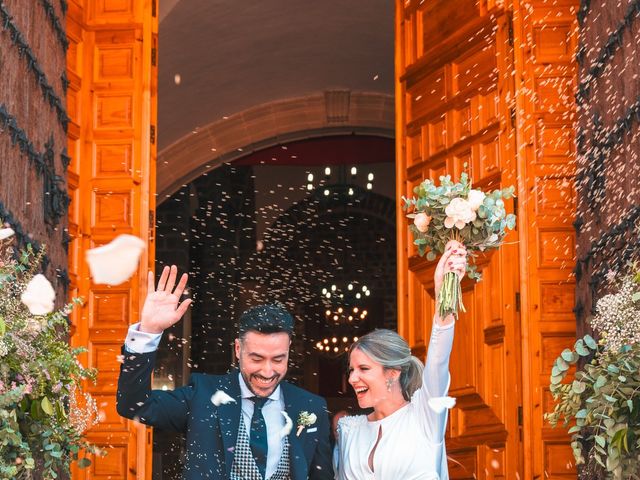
[
  {"left": 403, "top": 173, "right": 516, "bottom": 318},
  {"left": 0, "top": 227, "right": 99, "bottom": 478}
]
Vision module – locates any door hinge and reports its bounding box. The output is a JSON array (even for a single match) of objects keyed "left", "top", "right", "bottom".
[
  {"left": 150, "top": 124, "right": 156, "bottom": 145},
  {"left": 517, "top": 405, "right": 523, "bottom": 426},
  {"left": 151, "top": 46, "right": 157, "bottom": 67},
  {"left": 515, "top": 292, "right": 521, "bottom": 313},
  {"left": 151, "top": 0, "right": 157, "bottom": 17},
  {"left": 509, "top": 106, "right": 516, "bottom": 129},
  {"left": 508, "top": 15, "right": 514, "bottom": 47},
  {"left": 149, "top": 210, "right": 155, "bottom": 242},
  {"left": 513, "top": 196, "right": 518, "bottom": 219}
]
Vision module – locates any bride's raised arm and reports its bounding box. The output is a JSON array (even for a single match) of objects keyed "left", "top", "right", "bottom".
[{"left": 415, "top": 241, "right": 467, "bottom": 440}]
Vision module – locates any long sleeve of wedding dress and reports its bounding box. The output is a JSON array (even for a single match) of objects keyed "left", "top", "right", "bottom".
[{"left": 421, "top": 320, "right": 455, "bottom": 439}]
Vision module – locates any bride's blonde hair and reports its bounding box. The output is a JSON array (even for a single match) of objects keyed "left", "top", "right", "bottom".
[{"left": 349, "top": 329, "right": 424, "bottom": 400}]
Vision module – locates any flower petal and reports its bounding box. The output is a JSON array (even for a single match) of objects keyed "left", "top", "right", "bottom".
[
  {"left": 427, "top": 396, "right": 456, "bottom": 413},
  {"left": 444, "top": 216, "right": 455, "bottom": 229},
  {"left": 280, "top": 411, "right": 293, "bottom": 437},
  {"left": 210, "top": 390, "right": 237, "bottom": 406},
  {"left": 0, "top": 228, "right": 15, "bottom": 240},
  {"left": 21, "top": 274, "right": 55, "bottom": 315},
  {"left": 86, "top": 235, "right": 146, "bottom": 286}
]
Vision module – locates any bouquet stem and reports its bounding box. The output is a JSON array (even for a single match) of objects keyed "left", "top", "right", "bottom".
[
  {"left": 437, "top": 232, "right": 466, "bottom": 318},
  {"left": 437, "top": 271, "right": 465, "bottom": 319}
]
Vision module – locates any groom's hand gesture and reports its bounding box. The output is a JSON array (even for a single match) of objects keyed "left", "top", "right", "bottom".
[{"left": 140, "top": 265, "right": 192, "bottom": 334}]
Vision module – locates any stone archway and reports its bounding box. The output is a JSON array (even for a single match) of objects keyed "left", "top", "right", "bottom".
[{"left": 156, "top": 91, "right": 394, "bottom": 200}]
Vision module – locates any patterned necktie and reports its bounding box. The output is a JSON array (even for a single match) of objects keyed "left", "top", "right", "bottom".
[{"left": 250, "top": 396, "right": 269, "bottom": 479}]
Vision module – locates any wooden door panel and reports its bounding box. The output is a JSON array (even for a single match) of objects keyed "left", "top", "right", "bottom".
[
  {"left": 513, "top": 1, "right": 578, "bottom": 477},
  {"left": 67, "top": 0, "right": 157, "bottom": 478},
  {"left": 396, "top": 2, "right": 521, "bottom": 478}
]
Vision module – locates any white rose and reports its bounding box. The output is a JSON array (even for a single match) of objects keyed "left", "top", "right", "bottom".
[
  {"left": 467, "top": 190, "right": 486, "bottom": 211},
  {"left": 444, "top": 198, "right": 476, "bottom": 230},
  {"left": 413, "top": 213, "right": 431, "bottom": 233},
  {"left": 0, "top": 228, "right": 14, "bottom": 240},
  {"left": 21, "top": 274, "right": 56, "bottom": 315}
]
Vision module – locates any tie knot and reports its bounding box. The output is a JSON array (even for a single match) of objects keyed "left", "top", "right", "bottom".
[{"left": 251, "top": 396, "right": 268, "bottom": 409}]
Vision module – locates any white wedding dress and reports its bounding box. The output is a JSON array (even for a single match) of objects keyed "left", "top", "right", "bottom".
[{"left": 336, "top": 321, "right": 454, "bottom": 480}]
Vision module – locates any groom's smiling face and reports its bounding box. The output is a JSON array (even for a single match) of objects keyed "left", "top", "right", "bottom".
[{"left": 235, "top": 331, "right": 290, "bottom": 397}]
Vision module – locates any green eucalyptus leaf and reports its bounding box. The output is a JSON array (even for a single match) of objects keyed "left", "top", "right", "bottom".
[
  {"left": 556, "top": 358, "right": 570, "bottom": 372},
  {"left": 560, "top": 349, "right": 575, "bottom": 363},
  {"left": 572, "top": 380, "right": 586, "bottom": 394},
  {"left": 583, "top": 334, "right": 597, "bottom": 350},
  {"left": 41, "top": 397, "right": 54, "bottom": 415}
]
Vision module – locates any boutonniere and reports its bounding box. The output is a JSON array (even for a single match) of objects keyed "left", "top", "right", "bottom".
[
  {"left": 210, "top": 390, "right": 237, "bottom": 406},
  {"left": 296, "top": 411, "right": 317, "bottom": 436}
]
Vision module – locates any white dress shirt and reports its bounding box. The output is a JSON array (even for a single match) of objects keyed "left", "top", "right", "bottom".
[{"left": 124, "top": 323, "right": 286, "bottom": 479}]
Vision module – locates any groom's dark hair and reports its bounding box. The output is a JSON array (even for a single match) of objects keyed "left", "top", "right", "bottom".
[{"left": 238, "top": 303, "right": 294, "bottom": 340}]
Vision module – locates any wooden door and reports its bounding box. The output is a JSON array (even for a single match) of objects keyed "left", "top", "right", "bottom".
[
  {"left": 395, "top": 1, "right": 522, "bottom": 478},
  {"left": 66, "top": 0, "right": 157, "bottom": 478},
  {"left": 512, "top": 1, "right": 578, "bottom": 478}
]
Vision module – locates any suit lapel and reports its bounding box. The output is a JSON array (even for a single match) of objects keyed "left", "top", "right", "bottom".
[
  {"left": 217, "top": 371, "right": 242, "bottom": 477},
  {"left": 281, "top": 382, "right": 307, "bottom": 480}
]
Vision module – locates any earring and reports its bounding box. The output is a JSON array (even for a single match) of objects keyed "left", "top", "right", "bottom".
[{"left": 386, "top": 378, "right": 393, "bottom": 392}]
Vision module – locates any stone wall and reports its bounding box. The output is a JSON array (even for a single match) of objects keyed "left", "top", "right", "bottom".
[
  {"left": 575, "top": 0, "right": 640, "bottom": 333},
  {"left": 0, "top": 0, "right": 69, "bottom": 295}
]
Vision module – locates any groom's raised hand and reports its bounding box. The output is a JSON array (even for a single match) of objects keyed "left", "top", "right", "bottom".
[{"left": 140, "top": 265, "right": 192, "bottom": 334}]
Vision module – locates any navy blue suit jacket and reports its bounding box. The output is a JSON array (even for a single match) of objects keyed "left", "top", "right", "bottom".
[{"left": 116, "top": 348, "right": 333, "bottom": 480}]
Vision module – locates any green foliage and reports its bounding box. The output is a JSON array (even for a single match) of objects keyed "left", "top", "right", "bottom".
[
  {"left": 546, "top": 271, "right": 640, "bottom": 479},
  {"left": 0, "top": 239, "right": 98, "bottom": 479}
]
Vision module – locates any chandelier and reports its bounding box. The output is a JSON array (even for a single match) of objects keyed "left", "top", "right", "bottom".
[
  {"left": 305, "top": 166, "right": 374, "bottom": 196},
  {"left": 315, "top": 335, "right": 360, "bottom": 355},
  {"left": 314, "top": 282, "right": 371, "bottom": 356}
]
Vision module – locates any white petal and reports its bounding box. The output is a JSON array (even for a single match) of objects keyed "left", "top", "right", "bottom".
[
  {"left": 428, "top": 396, "right": 456, "bottom": 413},
  {"left": 455, "top": 220, "right": 466, "bottom": 230},
  {"left": 210, "top": 390, "right": 236, "bottom": 406},
  {"left": 307, "top": 413, "right": 317, "bottom": 425},
  {"left": 280, "top": 411, "right": 293, "bottom": 437},
  {"left": 0, "top": 228, "right": 15, "bottom": 240},
  {"left": 86, "top": 235, "right": 146, "bottom": 286},
  {"left": 444, "top": 216, "right": 456, "bottom": 229},
  {"left": 21, "top": 274, "right": 55, "bottom": 315}
]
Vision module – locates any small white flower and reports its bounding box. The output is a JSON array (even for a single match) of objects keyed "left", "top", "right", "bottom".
[
  {"left": 467, "top": 190, "right": 486, "bottom": 211},
  {"left": 21, "top": 274, "right": 55, "bottom": 315},
  {"left": 0, "top": 228, "right": 14, "bottom": 240},
  {"left": 428, "top": 396, "right": 456, "bottom": 413},
  {"left": 413, "top": 213, "right": 432, "bottom": 233},
  {"left": 280, "top": 411, "right": 293, "bottom": 437},
  {"left": 86, "top": 234, "right": 146, "bottom": 286},
  {"left": 211, "top": 390, "right": 237, "bottom": 406},
  {"left": 444, "top": 198, "right": 476, "bottom": 230}
]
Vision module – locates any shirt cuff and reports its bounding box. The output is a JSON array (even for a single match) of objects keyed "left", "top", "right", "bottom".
[{"left": 125, "top": 322, "right": 162, "bottom": 353}]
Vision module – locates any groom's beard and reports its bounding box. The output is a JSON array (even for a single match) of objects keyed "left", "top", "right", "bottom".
[{"left": 241, "top": 370, "right": 284, "bottom": 398}]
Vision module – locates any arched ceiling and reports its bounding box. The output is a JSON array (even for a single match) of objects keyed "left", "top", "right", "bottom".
[{"left": 158, "top": 0, "right": 394, "bottom": 151}]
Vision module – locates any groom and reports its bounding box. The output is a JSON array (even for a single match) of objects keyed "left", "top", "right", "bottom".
[{"left": 117, "top": 265, "right": 333, "bottom": 479}]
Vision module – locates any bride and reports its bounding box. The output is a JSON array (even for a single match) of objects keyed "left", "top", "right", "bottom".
[{"left": 336, "top": 240, "right": 466, "bottom": 480}]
